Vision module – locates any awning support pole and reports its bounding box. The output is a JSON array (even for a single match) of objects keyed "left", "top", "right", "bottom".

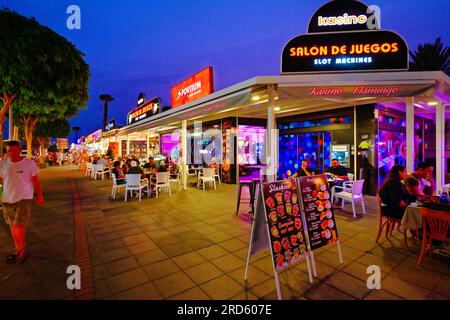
[
  {"left": 435, "top": 100, "right": 445, "bottom": 193},
  {"left": 353, "top": 106, "right": 357, "bottom": 178},
  {"left": 266, "top": 85, "right": 277, "bottom": 182},
  {"left": 406, "top": 97, "right": 415, "bottom": 173},
  {"left": 182, "top": 120, "right": 188, "bottom": 191}
]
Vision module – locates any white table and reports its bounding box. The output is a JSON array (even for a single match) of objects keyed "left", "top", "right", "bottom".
[{"left": 401, "top": 205, "right": 422, "bottom": 230}]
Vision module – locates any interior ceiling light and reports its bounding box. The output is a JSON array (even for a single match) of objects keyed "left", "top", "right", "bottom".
[
  {"left": 252, "top": 95, "right": 261, "bottom": 101},
  {"left": 274, "top": 107, "right": 281, "bottom": 111},
  {"left": 427, "top": 101, "right": 438, "bottom": 106}
]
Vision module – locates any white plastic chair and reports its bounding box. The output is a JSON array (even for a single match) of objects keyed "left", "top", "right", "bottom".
[
  {"left": 111, "top": 173, "right": 126, "bottom": 199},
  {"left": 332, "top": 179, "right": 366, "bottom": 218},
  {"left": 152, "top": 172, "right": 171, "bottom": 198},
  {"left": 85, "top": 163, "right": 93, "bottom": 177},
  {"left": 94, "top": 164, "right": 109, "bottom": 180},
  {"left": 124, "top": 174, "right": 149, "bottom": 202},
  {"left": 169, "top": 171, "right": 181, "bottom": 190},
  {"left": 198, "top": 168, "right": 216, "bottom": 190},
  {"left": 214, "top": 167, "right": 221, "bottom": 184}
]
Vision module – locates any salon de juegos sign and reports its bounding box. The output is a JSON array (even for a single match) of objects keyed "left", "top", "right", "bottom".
[{"left": 281, "top": 0, "right": 409, "bottom": 74}]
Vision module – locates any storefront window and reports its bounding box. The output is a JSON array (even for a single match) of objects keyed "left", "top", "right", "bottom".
[{"left": 237, "top": 125, "right": 265, "bottom": 165}]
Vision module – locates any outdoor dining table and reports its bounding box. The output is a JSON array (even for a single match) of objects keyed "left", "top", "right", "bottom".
[{"left": 402, "top": 204, "right": 423, "bottom": 230}]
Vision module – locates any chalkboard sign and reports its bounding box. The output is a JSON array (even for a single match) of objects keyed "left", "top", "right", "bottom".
[
  {"left": 261, "top": 179, "right": 308, "bottom": 271},
  {"left": 298, "top": 174, "right": 339, "bottom": 250}
]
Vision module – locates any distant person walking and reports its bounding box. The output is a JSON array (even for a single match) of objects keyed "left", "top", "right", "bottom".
[{"left": 0, "top": 141, "right": 44, "bottom": 263}]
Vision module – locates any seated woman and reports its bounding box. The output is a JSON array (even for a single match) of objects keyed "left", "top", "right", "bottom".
[
  {"left": 378, "top": 165, "right": 414, "bottom": 220},
  {"left": 111, "top": 161, "right": 126, "bottom": 185},
  {"left": 122, "top": 159, "right": 132, "bottom": 175},
  {"left": 157, "top": 161, "right": 168, "bottom": 172}
]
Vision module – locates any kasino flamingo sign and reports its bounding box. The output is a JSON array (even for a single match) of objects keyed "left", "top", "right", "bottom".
[{"left": 171, "top": 66, "right": 214, "bottom": 108}]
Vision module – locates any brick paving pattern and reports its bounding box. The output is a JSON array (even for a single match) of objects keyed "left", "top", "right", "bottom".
[{"left": 0, "top": 166, "right": 449, "bottom": 300}]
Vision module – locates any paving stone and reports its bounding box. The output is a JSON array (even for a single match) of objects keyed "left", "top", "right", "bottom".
[
  {"left": 211, "top": 254, "right": 246, "bottom": 273},
  {"left": 167, "top": 287, "right": 211, "bottom": 300},
  {"left": 128, "top": 240, "right": 158, "bottom": 255},
  {"left": 200, "top": 275, "right": 245, "bottom": 300},
  {"left": 305, "top": 283, "right": 355, "bottom": 300},
  {"left": 100, "top": 247, "right": 132, "bottom": 264},
  {"left": 173, "top": 251, "right": 206, "bottom": 269},
  {"left": 117, "top": 282, "right": 162, "bottom": 300},
  {"left": 107, "top": 268, "right": 150, "bottom": 294},
  {"left": 184, "top": 262, "right": 224, "bottom": 285},
  {"left": 381, "top": 275, "right": 431, "bottom": 300},
  {"left": 325, "top": 271, "right": 370, "bottom": 299},
  {"left": 196, "top": 245, "right": 229, "bottom": 260},
  {"left": 153, "top": 271, "right": 196, "bottom": 298},
  {"left": 363, "top": 289, "right": 403, "bottom": 300},
  {"left": 143, "top": 259, "right": 181, "bottom": 281},
  {"left": 104, "top": 257, "right": 140, "bottom": 276}
]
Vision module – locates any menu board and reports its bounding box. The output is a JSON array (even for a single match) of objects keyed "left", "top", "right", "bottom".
[
  {"left": 298, "top": 174, "right": 339, "bottom": 250},
  {"left": 262, "top": 179, "right": 307, "bottom": 271}
]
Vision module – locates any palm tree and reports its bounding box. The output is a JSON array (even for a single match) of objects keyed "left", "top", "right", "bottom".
[
  {"left": 72, "top": 126, "right": 80, "bottom": 143},
  {"left": 410, "top": 37, "right": 450, "bottom": 75},
  {"left": 99, "top": 94, "right": 114, "bottom": 130}
]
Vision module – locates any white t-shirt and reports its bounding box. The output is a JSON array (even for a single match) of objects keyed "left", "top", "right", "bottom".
[{"left": 0, "top": 157, "right": 40, "bottom": 204}]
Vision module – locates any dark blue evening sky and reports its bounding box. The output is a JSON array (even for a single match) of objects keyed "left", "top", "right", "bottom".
[{"left": 2, "top": 0, "right": 449, "bottom": 141}]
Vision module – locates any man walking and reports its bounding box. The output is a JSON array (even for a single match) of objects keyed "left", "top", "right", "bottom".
[{"left": 0, "top": 141, "right": 44, "bottom": 263}]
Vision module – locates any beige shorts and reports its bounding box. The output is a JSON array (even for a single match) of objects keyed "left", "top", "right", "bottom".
[{"left": 2, "top": 200, "right": 32, "bottom": 226}]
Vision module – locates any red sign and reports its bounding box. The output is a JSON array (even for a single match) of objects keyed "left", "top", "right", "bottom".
[{"left": 171, "top": 67, "right": 214, "bottom": 108}]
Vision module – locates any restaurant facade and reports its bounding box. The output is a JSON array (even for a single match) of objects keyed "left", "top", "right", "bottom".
[{"left": 94, "top": 0, "right": 449, "bottom": 195}]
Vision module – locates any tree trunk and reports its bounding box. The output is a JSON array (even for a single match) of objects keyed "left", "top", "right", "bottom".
[
  {"left": 0, "top": 93, "right": 17, "bottom": 157},
  {"left": 22, "top": 116, "right": 38, "bottom": 159},
  {"left": 103, "top": 102, "right": 108, "bottom": 131}
]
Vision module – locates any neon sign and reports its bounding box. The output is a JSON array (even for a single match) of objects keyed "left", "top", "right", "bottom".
[
  {"left": 127, "top": 97, "right": 161, "bottom": 125},
  {"left": 281, "top": 30, "right": 408, "bottom": 73}
]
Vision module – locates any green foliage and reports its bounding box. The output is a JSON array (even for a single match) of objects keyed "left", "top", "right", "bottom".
[
  {"left": 0, "top": 8, "right": 90, "bottom": 119},
  {"left": 35, "top": 118, "right": 71, "bottom": 139},
  {"left": 410, "top": 37, "right": 450, "bottom": 75},
  {"left": 106, "top": 148, "right": 114, "bottom": 159}
]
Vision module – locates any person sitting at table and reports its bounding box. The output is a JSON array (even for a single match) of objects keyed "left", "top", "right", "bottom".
[
  {"left": 127, "top": 160, "right": 144, "bottom": 177},
  {"left": 407, "top": 161, "right": 434, "bottom": 196},
  {"left": 157, "top": 161, "right": 168, "bottom": 172},
  {"left": 292, "top": 160, "right": 313, "bottom": 178},
  {"left": 378, "top": 165, "right": 414, "bottom": 220},
  {"left": 143, "top": 157, "right": 157, "bottom": 170},
  {"left": 169, "top": 161, "right": 179, "bottom": 175},
  {"left": 111, "top": 161, "right": 126, "bottom": 185},
  {"left": 328, "top": 159, "right": 348, "bottom": 180},
  {"left": 122, "top": 159, "right": 132, "bottom": 175}
]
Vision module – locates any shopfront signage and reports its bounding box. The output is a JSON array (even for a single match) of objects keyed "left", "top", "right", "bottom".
[
  {"left": 137, "top": 92, "right": 146, "bottom": 106},
  {"left": 282, "top": 30, "right": 408, "bottom": 73},
  {"left": 281, "top": 0, "right": 407, "bottom": 74},
  {"left": 86, "top": 129, "right": 102, "bottom": 142},
  {"left": 105, "top": 118, "right": 116, "bottom": 131},
  {"left": 127, "top": 97, "right": 161, "bottom": 125},
  {"left": 308, "top": 0, "right": 380, "bottom": 33},
  {"left": 171, "top": 67, "right": 214, "bottom": 108},
  {"left": 279, "top": 83, "right": 435, "bottom": 100},
  {"left": 57, "top": 138, "right": 69, "bottom": 150}
]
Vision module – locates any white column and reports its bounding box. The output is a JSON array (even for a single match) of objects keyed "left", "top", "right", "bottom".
[
  {"left": 146, "top": 131, "right": 150, "bottom": 159},
  {"left": 406, "top": 97, "right": 415, "bottom": 173},
  {"left": 266, "top": 85, "right": 277, "bottom": 181},
  {"left": 126, "top": 135, "right": 130, "bottom": 157},
  {"left": 435, "top": 101, "right": 445, "bottom": 193},
  {"left": 181, "top": 120, "right": 188, "bottom": 191},
  {"left": 353, "top": 106, "right": 358, "bottom": 178}
]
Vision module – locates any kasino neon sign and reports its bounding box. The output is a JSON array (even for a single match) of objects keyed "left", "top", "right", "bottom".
[{"left": 317, "top": 5, "right": 381, "bottom": 30}]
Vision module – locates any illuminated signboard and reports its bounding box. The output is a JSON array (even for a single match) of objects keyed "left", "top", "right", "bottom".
[
  {"left": 281, "top": 30, "right": 408, "bottom": 73},
  {"left": 105, "top": 118, "right": 116, "bottom": 131},
  {"left": 171, "top": 66, "right": 214, "bottom": 108},
  {"left": 307, "top": 0, "right": 380, "bottom": 33},
  {"left": 281, "top": 0, "right": 407, "bottom": 74},
  {"left": 86, "top": 129, "right": 102, "bottom": 142},
  {"left": 127, "top": 97, "right": 161, "bottom": 125},
  {"left": 57, "top": 138, "right": 69, "bottom": 150}
]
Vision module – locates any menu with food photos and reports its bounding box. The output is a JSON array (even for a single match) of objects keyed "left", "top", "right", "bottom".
[
  {"left": 298, "top": 174, "right": 339, "bottom": 250},
  {"left": 262, "top": 179, "right": 308, "bottom": 271}
]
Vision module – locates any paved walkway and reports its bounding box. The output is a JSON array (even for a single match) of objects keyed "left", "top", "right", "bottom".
[{"left": 0, "top": 166, "right": 449, "bottom": 300}]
